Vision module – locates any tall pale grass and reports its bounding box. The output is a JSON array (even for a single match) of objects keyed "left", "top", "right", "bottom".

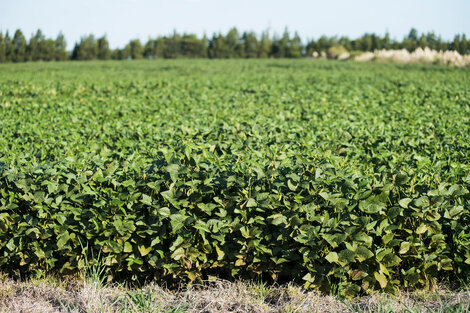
[{"left": 353, "top": 47, "right": 470, "bottom": 67}]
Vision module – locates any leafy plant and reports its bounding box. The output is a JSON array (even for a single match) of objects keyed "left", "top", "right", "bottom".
[{"left": 0, "top": 59, "right": 469, "bottom": 297}]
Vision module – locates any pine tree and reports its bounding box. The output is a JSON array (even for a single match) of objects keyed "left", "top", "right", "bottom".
[
  {"left": 418, "top": 34, "right": 427, "bottom": 49},
  {"left": 451, "top": 34, "right": 460, "bottom": 51},
  {"left": 128, "top": 39, "right": 142, "bottom": 59},
  {"left": 121, "top": 44, "right": 131, "bottom": 60},
  {"left": 163, "top": 32, "right": 181, "bottom": 58},
  {"left": 39, "top": 39, "right": 56, "bottom": 61},
  {"left": 407, "top": 28, "right": 418, "bottom": 42},
  {"left": 382, "top": 32, "right": 391, "bottom": 50},
  {"left": 257, "top": 31, "right": 271, "bottom": 58},
  {"left": 359, "top": 34, "right": 373, "bottom": 51},
  {"left": 305, "top": 39, "right": 316, "bottom": 56},
  {"left": 110, "top": 48, "right": 122, "bottom": 60},
  {"left": 143, "top": 39, "right": 156, "bottom": 59},
  {"left": 271, "top": 29, "right": 290, "bottom": 58},
  {"left": 403, "top": 28, "right": 419, "bottom": 51},
  {"left": 97, "top": 36, "right": 110, "bottom": 60},
  {"left": 242, "top": 32, "right": 258, "bottom": 58},
  {"left": 287, "top": 32, "right": 303, "bottom": 58},
  {"left": 208, "top": 33, "right": 229, "bottom": 58},
  {"left": 338, "top": 36, "right": 351, "bottom": 51},
  {"left": 5, "top": 31, "right": 14, "bottom": 62},
  {"left": 79, "top": 35, "right": 98, "bottom": 60},
  {"left": 225, "top": 28, "right": 240, "bottom": 58},
  {"left": 12, "top": 29, "right": 27, "bottom": 62},
  {"left": 370, "top": 33, "right": 379, "bottom": 51},
  {"left": 55, "top": 32, "right": 68, "bottom": 61},
  {"left": 0, "top": 32, "right": 6, "bottom": 62},
  {"left": 154, "top": 37, "right": 166, "bottom": 58},
  {"left": 27, "top": 29, "right": 45, "bottom": 61},
  {"left": 460, "top": 34, "right": 467, "bottom": 55},
  {"left": 315, "top": 36, "right": 329, "bottom": 52},
  {"left": 201, "top": 34, "right": 208, "bottom": 58},
  {"left": 425, "top": 32, "right": 437, "bottom": 50}
]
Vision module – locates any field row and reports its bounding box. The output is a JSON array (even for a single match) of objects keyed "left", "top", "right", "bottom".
[{"left": 0, "top": 60, "right": 469, "bottom": 296}]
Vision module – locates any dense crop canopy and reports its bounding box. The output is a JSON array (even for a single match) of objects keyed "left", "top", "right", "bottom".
[{"left": 0, "top": 60, "right": 469, "bottom": 296}]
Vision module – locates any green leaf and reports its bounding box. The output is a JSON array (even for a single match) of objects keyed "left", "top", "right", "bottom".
[
  {"left": 416, "top": 223, "right": 427, "bottom": 234},
  {"left": 138, "top": 245, "right": 152, "bottom": 256},
  {"left": 399, "top": 198, "right": 412, "bottom": 208},
  {"left": 141, "top": 194, "right": 152, "bottom": 206},
  {"left": 268, "top": 214, "right": 287, "bottom": 226},
  {"left": 414, "top": 196, "right": 429, "bottom": 208},
  {"left": 171, "top": 247, "right": 185, "bottom": 260},
  {"left": 359, "top": 197, "right": 385, "bottom": 214},
  {"left": 399, "top": 242, "right": 411, "bottom": 254},
  {"left": 158, "top": 207, "right": 171, "bottom": 217},
  {"left": 166, "top": 164, "right": 180, "bottom": 182},
  {"left": 287, "top": 180, "right": 298, "bottom": 191},
  {"left": 325, "top": 252, "right": 339, "bottom": 263},
  {"left": 124, "top": 242, "right": 133, "bottom": 253},
  {"left": 374, "top": 272, "right": 387, "bottom": 289},
  {"left": 57, "top": 232, "right": 70, "bottom": 249},
  {"left": 193, "top": 223, "right": 211, "bottom": 233},
  {"left": 246, "top": 198, "right": 257, "bottom": 207},
  {"left": 356, "top": 246, "right": 374, "bottom": 262}
]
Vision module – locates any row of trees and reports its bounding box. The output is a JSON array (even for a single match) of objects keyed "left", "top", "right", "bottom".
[
  {"left": 0, "top": 29, "right": 68, "bottom": 62},
  {"left": 71, "top": 29, "right": 303, "bottom": 60},
  {"left": 0, "top": 28, "right": 468, "bottom": 62}
]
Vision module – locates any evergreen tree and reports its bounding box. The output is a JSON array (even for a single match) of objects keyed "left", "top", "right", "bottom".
[
  {"left": 55, "top": 32, "right": 68, "bottom": 61},
  {"left": 408, "top": 28, "right": 418, "bottom": 42},
  {"left": 12, "top": 29, "right": 27, "bottom": 62},
  {"left": 5, "top": 31, "right": 14, "bottom": 62},
  {"left": 110, "top": 48, "right": 123, "bottom": 60},
  {"left": 143, "top": 39, "right": 156, "bottom": 59},
  {"left": 180, "top": 34, "right": 206, "bottom": 58},
  {"left": 73, "top": 35, "right": 98, "bottom": 60},
  {"left": 451, "top": 34, "right": 460, "bottom": 51},
  {"left": 272, "top": 28, "right": 290, "bottom": 57},
  {"left": 27, "top": 29, "right": 45, "bottom": 61},
  {"left": 425, "top": 32, "right": 437, "bottom": 50},
  {"left": 287, "top": 32, "right": 303, "bottom": 58},
  {"left": 460, "top": 34, "right": 467, "bottom": 55},
  {"left": 305, "top": 39, "right": 316, "bottom": 56},
  {"left": 39, "top": 39, "right": 56, "bottom": 61},
  {"left": 403, "top": 28, "right": 418, "bottom": 51},
  {"left": 121, "top": 44, "right": 131, "bottom": 59},
  {"left": 225, "top": 28, "right": 241, "bottom": 58},
  {"left": 257, "top": 31, "right": 271, "bottom": 58},
  {"left": 201, "top": 34, "right": 208, "bottom": 58},
  {"left": 97, "top": 36, "right": 110, "bottom": 60},
  {"left": 360, "top": 34, "right": 373, "bottom": 51},
  {"left": 154, "top": 37, "right": 166, "bottom": 58},
  {"left": 129, "top": 39, "right": 143, "bottom": 59},
  {"left": 0, "top": 32, "right": 6, "bottom": 62},
  {"left": 242, "top": 32, "right": 258, "bottom": 58},
  {"left": 370, "top": 33, "right": 380, "bottom": 50},
  {"left": 208, "top": 33, "right": 229, "bottom": 58},
  {"left": 418, "top": 34, "right": 427, "bottom": 48},
  {"left": 338, "top": 36, "right": 351, "bottom": 51},
  {"left": 382, "top": 32, "right": 391, "bottom": 50},
  {"left": 71, "top": 43, "right": 79, "bottom": 60},
  {"left": 315, "top": 36, "right": 329, "bottom": 52},
  {"left": 163, "top": 32, "right": 181, "bottom": 58}
]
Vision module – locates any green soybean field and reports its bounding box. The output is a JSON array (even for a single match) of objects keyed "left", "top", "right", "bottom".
[{"left": 0, "top": 59, "right": 469, "bottom": 297}]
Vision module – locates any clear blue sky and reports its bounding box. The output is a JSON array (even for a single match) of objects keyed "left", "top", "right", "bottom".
[{"left": 1, "top": 0, "right": 469, "bottom": 49}]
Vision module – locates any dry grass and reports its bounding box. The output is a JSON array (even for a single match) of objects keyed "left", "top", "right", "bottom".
[{"left": 0, "top": 276, "right": 469, "bottom": 313}]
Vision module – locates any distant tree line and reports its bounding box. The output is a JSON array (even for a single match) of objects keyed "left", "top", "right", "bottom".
[{"left": 0, "top": 27, "right": 468, "bottom": 62}]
